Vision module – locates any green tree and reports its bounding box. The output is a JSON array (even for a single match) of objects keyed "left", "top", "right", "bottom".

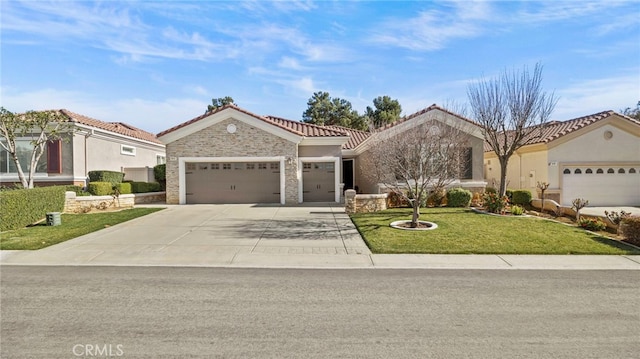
[
  {"left": 0, "top": 108, "right": 70, "bottom": 188},
  {"left": 302, "top": 92, "right": 368, "bottom": 130},
  {"left": 621, "top": 100, "right": 640, "bottom": 120},
  {"left": 365, "top": 95, "right": 402, "bottom": 128},
  {"left": 206, "top": 96, "right": 235, "bottom": 113}
]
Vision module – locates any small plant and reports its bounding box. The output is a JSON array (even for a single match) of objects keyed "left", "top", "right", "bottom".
[
  {"left": 446, "top": 188, "right": 472, "bottom": 207},
  {"left": 536, "top": 181, "right": 550, "bottom": 212},
  {"left": 571, "top": 198, "right": 589, "bottom": 222},
  {"left": 578, "top": 217, "right": 606, "bottom": 231},
  {"left": 604, "top": 210, "right": 631, "bottom": 225},
  {"left": 483, "top": 192, "right": 509, "bottom": 214},
  {"left": 510, "top": 205, "right": 524, "bottom": 216}
]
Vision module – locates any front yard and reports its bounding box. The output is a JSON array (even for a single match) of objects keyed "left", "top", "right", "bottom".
[{"left": 351, "top": 208, "right": 639, "bottom": 255}]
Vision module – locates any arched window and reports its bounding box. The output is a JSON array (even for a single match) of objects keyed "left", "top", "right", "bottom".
[
  {"left": 574, "top": 169, "right": 582, "bottom": 174},
  {"left": 563, "top": 168, "right": 571, "bottom": 174},
  {"left": 596, "top": 168, "right": 604, "bottom": 174},
  {"left": 607, "top": 168, "right": 614, "bottom": 174},
  {"left": 585, "top": 168, "right": 593, "bottom": 174},
  {"left": 630, "top": 168, "right": 637, "bottom": 174},
  {"left": 618, "top": 168, "right": 625, "bottom": 174}
]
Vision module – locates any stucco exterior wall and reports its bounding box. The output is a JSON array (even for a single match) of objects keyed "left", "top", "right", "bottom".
[
  {"left": 485, "top": 150, "right": 548, "bottom": 196},
  {"left": 165, "top": 118, "right": 298, "bottom": 204},
  {"left": 299, "top": 145, "right": 342, "bottom": 157}
]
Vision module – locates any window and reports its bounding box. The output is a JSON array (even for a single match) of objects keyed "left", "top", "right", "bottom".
[
  {"left": 326, "top": 163, "right": 335, "bottom": 171},
  {"left": 459, "top": 147, "right": 473, "bottom": 179},
  {"left": 563, "top": 169, "right": 571, "bottom": 174},
  {"left": 574, "top": 169, "right": 582, "bottom": 174},
  {"left": 120, "top": 145, "right": 136, "bottom": 156},
  {"left": 186, "top": 163, "right": 196, "bottom": 171},
  {"left": 156, "top": 155, "right": 166, "bottom": 165},
  {"left": 607, "top": 168, "right": 614, "bottom": 174},
  {"left": 198, "top": 164, "right": 208, "bottom": 170},
  {"left": 270, "top": 163, "right": 279, "bottom": 170},
  {"left": 596, "top": 168, "right": 604, "bottom": 174},
  {"left": 303, "top": 163, "right": 312, "bottom": 170},
  {"left": 630, "top": 168, "right": 637, "bottom": 174},
  {"left": 314, "top": 163, "right": 323, "bottom": 170},
  {"left": 585, "top": 168, "right": 592, "bottom": 174},
  {"left": 258, "top": 163, "right": 267, "bottom": 170},
  {"left": 246, "top": 163, "right": 255, "bottom": 170},
  {"left": 211, "top": 163, "right": 220, "bottom": 170},
  {"left": 0, "top": 139, "right": 48, "bottom": 174},
  {"left": 234, "top": 163, "right": 243, "bottom": 170},
  {"left": 618, "top": 168, "right": 625, "bottom": 174},
  {"left": 223, "top": 163, "right": 231, "bottom": 170}
]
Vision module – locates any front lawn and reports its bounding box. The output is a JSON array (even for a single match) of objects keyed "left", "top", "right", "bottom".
[
  {"left": 0, "top": 208, "right": 165, "bottom": 250},
  {"left": 351, "top": 208, "right": 639, "bottom": 255}
]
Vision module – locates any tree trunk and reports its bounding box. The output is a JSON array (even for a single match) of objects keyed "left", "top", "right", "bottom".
[
  {"left": 498, "top": 157, "right": 509, "bottom": 197},
  {"left": 10, "top": 152, "right": 29, "bottom": 188},
  {"left": 411, "top": 202, "right": 420, "bottom": 228}
]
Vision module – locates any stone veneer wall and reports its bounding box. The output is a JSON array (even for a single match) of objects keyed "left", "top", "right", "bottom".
[
  {"left": 64, "top": 192, "right": 166, "bottom": 213},
  {"left": 165, "top": 118, "right": 298, "bottom": 204},
  {"left": 345, "top": 190, "right": 388, "bottom": 214}
]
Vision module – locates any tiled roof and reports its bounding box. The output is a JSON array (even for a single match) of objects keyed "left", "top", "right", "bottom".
[
  {"left": 59, "top": 109, "right": 162, "bottom": 144},
  {"left": 376, "top": 104, "right": 481, "bottom": 132},
  {"left": 483, "top": 110, "right": 639, "bottom": 152},
  {"left": 157, "top": 104, "right": 349, "bottom": 138},
  {"left": 325, "top": 126, "right": 371, "bottom": 149}
]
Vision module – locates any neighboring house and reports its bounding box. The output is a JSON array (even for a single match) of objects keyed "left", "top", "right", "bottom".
[
  {"left": 157, "top": 104, "right": 486, "bottom": 205},
  {"left": 0, "top": 109, "right": 166, "bottom": 187},
  {"left": 484, "top": 110, "right": 640, "bottom": 206}
]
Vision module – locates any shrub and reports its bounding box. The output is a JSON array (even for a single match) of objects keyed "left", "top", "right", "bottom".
[
  {"left": 511, "top": 190, "right": 532, "bottom": 205},
  {"left": 88, "top": 170, "right": 124, "bottom": 185},
  {"left": 130, "top": 182, "right": 149, "bottom": 193},
  {"left": 386, "top": 190, "right": 409, "bottom": 208},
  {"left": 116, "top": 182, "right": 132, "bottom": 195},
  {"left": 578, "top": 217, "right": 607, "bottom": 231},
  {"left": 0, "top": 186, "right": 66, "bottom": 231},
  {"left": 604, "top": 210, "right": 631, "bottom": 225},
  {"left": 483, "top": 192, "right": 508, "bottom": 214},
  {"left": 425, "top": 189, "right": 446, "bottom": 207},
  {"left": 148, "top": 182, "right": 162, "bottom": 192},
  {"left": 619, "top": 216, "right": 640, "bottom": 245},
  {"left": 154, "top": 164, "right": 166, "bottom": 182},
  {"left": 511, "top": 205, "right": 524, "bottom": 216},
  {"left": 505, "top": 189, "right": 514, "bottom": 203},
  {"left": 485, "top": 187, "right": 497, "bottom": 194},
  {"left": 446, "top": 188, "right": 472, "bottom": 207},
  {"left": 88, "top": 182, "right": 114, "bottom": 196}
]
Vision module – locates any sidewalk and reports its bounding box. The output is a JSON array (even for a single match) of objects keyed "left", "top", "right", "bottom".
[{"left": 2, "top": 250, "right": 639, "bottom": 270}]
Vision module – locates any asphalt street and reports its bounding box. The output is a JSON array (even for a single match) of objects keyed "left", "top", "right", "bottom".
[{"left": 1, "top": 266, "right": 638, "bottom": 359}]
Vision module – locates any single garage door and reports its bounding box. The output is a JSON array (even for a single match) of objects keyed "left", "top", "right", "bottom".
[
  {"left": 302, "top": 162, "right": 335, "bottom": 202},
  {"left": 561, "top": 166, "right": 640, "bottom": 206},
  {"left": 185, "top": 162, "right": 280, "bottom": 204}
]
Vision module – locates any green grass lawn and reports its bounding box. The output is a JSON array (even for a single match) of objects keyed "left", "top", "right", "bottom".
[
  {"left": 351, "top": 208, "right": 640, "bottom": 255},
  {"left": 0, "top": 208, "right": 165, "bottom": 250}
]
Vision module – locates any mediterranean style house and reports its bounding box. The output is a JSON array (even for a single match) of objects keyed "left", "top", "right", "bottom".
[
  {"left": 0, "top": 109, "right": 166, "bottom": 187},
  {"left": 157, "top": 104, "right": 486, "bottom": 204},
  {"left": 484, "top": 110, "right": 640, "bottom": 206}
]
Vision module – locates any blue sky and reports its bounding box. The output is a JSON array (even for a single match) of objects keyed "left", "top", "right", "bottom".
[{"left": 1, "top": 0, "right": 639, "bottom": 134}]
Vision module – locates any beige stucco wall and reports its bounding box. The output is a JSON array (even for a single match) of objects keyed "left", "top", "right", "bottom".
[
  {"left": 165, "top": 118, "right": 298, "bottom": 204},
  {"left": 299, "top": 145, "right": 342, "bottom": 157},
  {"left": 484, "top": 149, "right": 548, "bottom": 196}
]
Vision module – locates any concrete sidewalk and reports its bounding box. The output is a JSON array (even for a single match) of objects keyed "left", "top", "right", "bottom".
[{"left": 1, "top": 204, "right": 639, "bottom": 270}]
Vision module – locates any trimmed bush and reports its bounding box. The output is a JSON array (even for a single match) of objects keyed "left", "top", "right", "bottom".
[
  {"left": 511, "top": 190, "right": 533, "bottom": 205},
  {"left": 446, "top": 188, "right": 472, "bottom": 207},
  {"left": 130, "top": 181, "right": 162, "bottom": 193},
  {"left": 154, "top": 164, "right": 166, "bottom": 182},
  {"left": 485, "top": 187, "right": 497, "bottom": 194},
  {"left": 88, "top": 170, "right": 124, "bottom": 185},
  {"left": 116, "top": 182, "right": 132, "bottom": 195},
  {"left": 148, "top": 182, "right": 162, "bottom": 192},
  {"left": 619, "top": 216, "right": 640, "bottom": 245},
  {"left": 88, "top": 182, "right": 114, "bottom": 196},
  {"left": 0, "top": 186, "right": 66, "bottom": 231},
  {"left": 510, "top": 205, "right": 524, "bottom": 216}
]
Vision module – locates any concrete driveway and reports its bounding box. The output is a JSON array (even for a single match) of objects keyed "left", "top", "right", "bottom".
[{"left": 1, "top": 204, "right": 373, "bottom": 267}]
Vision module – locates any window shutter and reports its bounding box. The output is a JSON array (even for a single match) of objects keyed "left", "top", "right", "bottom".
[{"left": 47, "top": 140, "right": 62, "bottom": 174}]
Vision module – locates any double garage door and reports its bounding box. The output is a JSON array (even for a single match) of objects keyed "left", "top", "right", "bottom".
[
  {"left": 185, "top": 162, "right": 280, "bottom": 204},
  {"left": 561, "top": 166, "right": 640, "bottom": 206}
]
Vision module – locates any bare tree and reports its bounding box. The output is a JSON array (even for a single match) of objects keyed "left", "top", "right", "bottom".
[
  {"left": 467, "top": 63, "right": 557, "bottom": 196},
  {"left": 0, "top": 108, "right": 69, "bottom": 188},
  {"left": 366, "top": 121, "right": 471, "bottom": 228}
]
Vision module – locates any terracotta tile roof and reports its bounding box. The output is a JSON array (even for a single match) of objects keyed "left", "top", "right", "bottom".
[
  {"left": 325, "top": 126, "right": 372, "bottom": 149},
  {"left": 376, "top": 104, "right": 481, "bottom": 132},
  {"left": 483, "top": 110, "right": 639, "bottom": 152},
  {"left": 59, "top": 109, "right": 163, "bottom": 144},
  {"left": 157, "top": 104, "right": 349, "bottom": 139}
]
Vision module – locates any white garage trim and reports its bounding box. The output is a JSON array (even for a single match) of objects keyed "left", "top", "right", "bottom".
[
  {"left": 298, "top": 157, "right": 341, "bottom": 203},
  {"left": 179, "top": 156, "right": 286, "bottom": 205}
]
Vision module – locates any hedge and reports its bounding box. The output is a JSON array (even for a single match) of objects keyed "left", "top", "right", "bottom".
[
  {"left": 511, "top": 190, "right": 532, "bottom": 205},
  {"left": 130, "top": 181, "right": 162, "bottom": 193},
  {"left": 88, "top": 182, "right": 114, "bottom": 196},
  {"left": 620, "top": 216, "right": 640, "bottom": 245},
  {"left": 446, "top": 188, "right": 472, "bottom": 207},
  {"left": 116, "top": 182, "right": 132, "bottom": 195},
  {"left": 154, "top": 164, "right": 166, "bottom": 182},
  {"left": 88, "top": 170, "right": 124, "bottom": 185},
  {"left": 0, "top": 186, "right": 66, "bottom": 232}
]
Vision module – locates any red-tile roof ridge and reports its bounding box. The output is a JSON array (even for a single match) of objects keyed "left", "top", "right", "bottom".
[
  {"left": 325, "top": 125, "right": 372, "bottom": 149},
  {"left": 156, "top": 104, "right": 240, "bottom": 138},
  {"left": 59, "top": 109, "right": 162, "bottom": 144},
  {"left": 264, "top": 116, "right": 349, "bottom": 137},
  {"left": 376, "top": 104, "right": 481, "bottom": 132}
]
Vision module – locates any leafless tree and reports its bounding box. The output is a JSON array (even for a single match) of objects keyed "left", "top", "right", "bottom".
[
  {"left": 467, "top": 63, "right": 557, "bottom": 196},
  {"left": 366, "top": 121, "right": 471, "bottom": 228}
]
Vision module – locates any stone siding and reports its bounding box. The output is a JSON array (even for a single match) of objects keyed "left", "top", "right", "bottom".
[
  {"left": 345, "top": 190, "right": 388, "bottom": 214},
  {"left": 133, "top": 192, "right": 166, "bottom": 204},
  {"left": 165, "top": 118, "right": 298, "bottom": 204},
  {"left": 64, "top": 192, "right": 134, "bottom": 213}
]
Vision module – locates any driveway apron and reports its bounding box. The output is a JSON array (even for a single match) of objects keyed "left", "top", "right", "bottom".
[{"left": 1, "top": 204, "right": 372, "bottom": 267}]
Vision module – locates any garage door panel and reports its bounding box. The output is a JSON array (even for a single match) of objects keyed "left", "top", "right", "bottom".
[
  {"left": 561, "top": 166, "right": 640, "bottom": 206},
  {"left": 302, "top": 162, "right": 335, "bottom": 202},
  {"left": 186, "top": 162, "right": 280, "bottom": 204}
]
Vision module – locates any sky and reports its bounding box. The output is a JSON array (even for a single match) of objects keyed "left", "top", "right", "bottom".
[{"left": 1, "top": 0, "right": 639, "bottom": 135}]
